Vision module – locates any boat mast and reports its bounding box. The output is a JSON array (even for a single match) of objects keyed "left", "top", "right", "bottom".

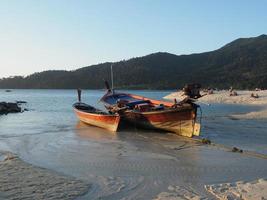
[{"left": 111, "top": 64, "right": 114, "bottom": 93}]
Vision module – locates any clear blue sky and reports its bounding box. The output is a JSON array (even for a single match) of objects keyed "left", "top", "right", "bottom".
[{"left": 0, "top": 0, "right": 266, "bottom": 78}]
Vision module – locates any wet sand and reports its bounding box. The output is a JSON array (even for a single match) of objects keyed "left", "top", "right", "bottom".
[
  {"left": 0, "top": 124, "right": 267, "bottom": 199},
  {"left": 1, "top": 129, "right": 267, "bottom": 199},
  {"left": 0, "top": 151, "right": 90, "bottom": 200},
  {"left": 206, "top": 179, "right": 267, "bottom": 200},
  {"left": 8, "top": 124, "right": 265, "bottom": 199}
]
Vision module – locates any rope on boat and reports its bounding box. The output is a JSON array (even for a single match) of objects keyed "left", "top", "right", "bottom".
[{"left": 198, "top": 106, "right": 203, "bottom": 125}]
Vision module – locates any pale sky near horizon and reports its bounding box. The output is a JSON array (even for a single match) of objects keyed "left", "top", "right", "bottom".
[{"left": 0, "top": 0, "right": 266, "bottom": 78}]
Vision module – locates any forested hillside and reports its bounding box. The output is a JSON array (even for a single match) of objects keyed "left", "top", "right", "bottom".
[{"left": 1, "top": 34, "right": 267, "bottom": 89}]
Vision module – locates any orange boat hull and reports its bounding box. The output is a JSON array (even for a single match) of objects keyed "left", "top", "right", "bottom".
[{"left": 74, "top": 108, "right": 120, "bottom": 132}]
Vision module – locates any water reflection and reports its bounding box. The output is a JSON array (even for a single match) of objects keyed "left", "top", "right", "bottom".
[{"left": 75, "top": 121, "right": 118, "bottom": 141}]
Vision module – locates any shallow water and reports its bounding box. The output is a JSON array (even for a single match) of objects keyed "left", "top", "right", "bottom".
[{"left": 0, "top": 89, "right": 267, "bottom": 199}]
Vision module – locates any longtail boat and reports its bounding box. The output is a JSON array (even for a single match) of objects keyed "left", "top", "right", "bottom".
[
  {"left": 73, "top": 89, "right": 120, "bottom": 132},
  {"left": 73, "top": 102, "right": 120, "bottom": 132},
  {"left": 100, "top": 85, "right": 201, "bottom": 137}
]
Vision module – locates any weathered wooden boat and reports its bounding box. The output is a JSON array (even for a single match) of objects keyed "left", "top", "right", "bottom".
[
  {"left": 73, "top": 102, "right": 120, "bottom": 132},
  {"left": 100, "top": 88, "right": 201, "bottom": 137}
]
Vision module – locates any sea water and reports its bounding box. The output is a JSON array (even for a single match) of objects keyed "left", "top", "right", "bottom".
[{"left": 1, "top": 89, "right": 265, "bottom": 154}]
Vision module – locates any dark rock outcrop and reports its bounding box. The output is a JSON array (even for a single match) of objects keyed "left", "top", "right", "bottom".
[{"left": 0, "top": 102, "right": 22, "bottom": 115}]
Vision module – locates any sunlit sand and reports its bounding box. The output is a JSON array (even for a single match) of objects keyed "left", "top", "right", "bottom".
[{"left": 164, "top": 90, "right": 267, "bottom": 119}]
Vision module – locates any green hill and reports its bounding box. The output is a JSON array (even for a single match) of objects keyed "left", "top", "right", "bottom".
[{"left": 1, "top": 34, "right": 267, "bottom": 89}]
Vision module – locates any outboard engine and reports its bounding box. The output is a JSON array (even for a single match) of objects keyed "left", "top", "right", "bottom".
[{"left": 183, "top": 83, "right": 201, "bottom": 99}]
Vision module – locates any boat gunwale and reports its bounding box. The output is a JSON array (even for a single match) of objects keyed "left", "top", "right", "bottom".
[
  {"left": 73, "top": 105, "right": 119, "bottom": 117},
  {"left": 100, "top": 92, "right": 174, "bottom": 107},
  {"left": 123, "top": 106, "right": 194, "bottom": 115},
  {"left": 73, "top": 107, "right": 120, "bottom": 132},
  {"left": 100, "top": 92, "right": 195, "bottom": 115}
]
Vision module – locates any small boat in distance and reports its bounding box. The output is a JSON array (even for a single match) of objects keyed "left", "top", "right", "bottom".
[
  {"left": 100, "top": 82, "right": 201, "bottom": 137},
  {"left": 73, "top": 89, "right": 120, "bottom": 132}
]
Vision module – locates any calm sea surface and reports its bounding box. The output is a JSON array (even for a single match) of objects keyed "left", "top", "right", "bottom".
[
  {"left": 0, "top": 89, "right": 267, "bottom": 198},
  {"left": 1, "top": 89, "right": 266, "bottom": 154}
]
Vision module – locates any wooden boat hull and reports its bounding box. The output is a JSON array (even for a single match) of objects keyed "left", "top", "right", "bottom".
[
  {"left": 122, "top": 106, "right": 200, "bottom": 137},
  {"left": 100, "top": 91, "right": 201, "bottom": 137},
  {"left": 73, "top": 108, "right": 120, "bottom": 132}
]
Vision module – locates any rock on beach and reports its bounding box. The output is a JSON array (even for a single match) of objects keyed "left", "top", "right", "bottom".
[{"left": 0, "top": 102, "right": 22, "bottom": 114}]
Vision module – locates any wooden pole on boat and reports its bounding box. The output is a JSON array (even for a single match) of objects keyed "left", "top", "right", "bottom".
[
  {"left": 104, "top": 81, "right": 111, "bottom": 92},
  {"left": 77, "top": 88, "right": 82, "bottom": 102},
  {"left": 111, "top": 64, "right": 114, "bottom": 92}
]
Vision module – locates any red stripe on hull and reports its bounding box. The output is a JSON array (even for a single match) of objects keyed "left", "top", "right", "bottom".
[{"left": 128, "top": 94, "right": 174, "bottom": 107}]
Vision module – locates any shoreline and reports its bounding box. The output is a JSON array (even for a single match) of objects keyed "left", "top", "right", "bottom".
[
  {"left": 0, "top": 151, "right": 90, "bottom": 200},
  {"left": 1, "top": 148, "right": 266, "bottom": 199}
]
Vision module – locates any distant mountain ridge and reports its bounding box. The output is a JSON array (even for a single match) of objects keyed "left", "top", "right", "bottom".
[{"left": 1, "top": 34, "right": 267, "bottom": 89}]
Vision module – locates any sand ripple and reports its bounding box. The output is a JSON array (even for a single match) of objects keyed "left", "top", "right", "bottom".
[
  {"left": 205, "top": 179, "right": 267, "bottom": 200},
  {"left": 154, "top": 185, "right": 206, "bottom": 200},
  {"left": 0, "top": 152, "right": 90, "bottom": 200}
]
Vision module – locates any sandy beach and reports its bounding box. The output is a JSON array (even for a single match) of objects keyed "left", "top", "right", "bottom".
[
  {"left": 164, "top": 90, "right": 267, "bottom": 119},
  {"left": 0, "top": 151, "right": 90, "bottom": 200},
  {"left": 1, "top": 148, "right": 266, "bottom": 200},
  {"left": 206, "top": 178, "right": 267, "bottom": 200},
  {"left": 154, "top": 178, "right": 267, "bottom": 200},
  {"left": 1, "top": 139, "right": 267, "bottom": 199},
  {"left": 164, "top": 90, "right": 267, "bottom": 105}
]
